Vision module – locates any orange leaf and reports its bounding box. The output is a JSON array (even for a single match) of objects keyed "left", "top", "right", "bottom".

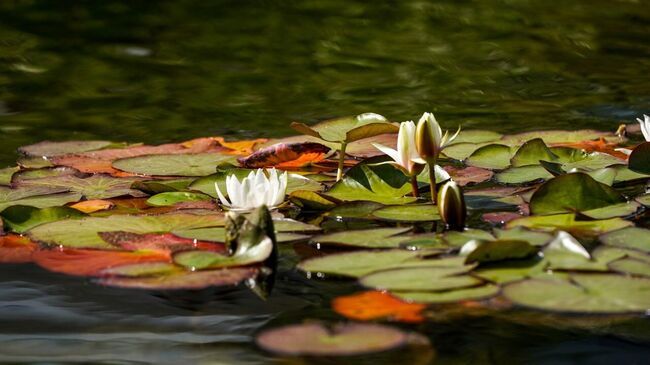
[
  {"left": 211, "top": 137, "right": 268, "bottom": 155},
  {"left": 238, "top": 142, "right": 330, "bottom": 169},
  {"left": 332, "top": 290, "right": 426, "bottom": 323},
  {"left": 70, "top": 199, "right": 115, "bottom": 213},
  {"left": 0, "top": 234, "right": 39, "bottom": 263},
  {"left": 32, "top": 248, "right": 170, "bottom": 276},
  {"left": 550, "top": 137, "right": 629, "bottom": 160}
]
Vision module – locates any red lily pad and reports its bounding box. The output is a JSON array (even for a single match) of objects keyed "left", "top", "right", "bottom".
[
  {"left": 0, "top": 234, "right": 39, "bottom": 263},
  {"left": 32, "top": 248, "right": 170, "bottom": 276},
  {"left": 99, "top": 231, "right": 226, "bottom": 254},
  {"left": 238, "top": 142, "right": 330, "bottom": 168},
  {"left": 444, "top": 166, "right": 494, "bottom": 186},
  {"left": 255, "top": 322, "right": 409, "bottom": 357},
  {"left": 98, "top": 267, "right": 258, "bottom": 290}
]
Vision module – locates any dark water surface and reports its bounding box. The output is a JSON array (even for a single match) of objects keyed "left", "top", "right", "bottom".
[{"left": 1, "top": 1, "right": 650, "bottom": 364}]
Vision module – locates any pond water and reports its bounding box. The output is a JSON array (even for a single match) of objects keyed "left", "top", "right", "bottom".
[{"left": 0, "top": 1, "right": 649, "bottom": 364}]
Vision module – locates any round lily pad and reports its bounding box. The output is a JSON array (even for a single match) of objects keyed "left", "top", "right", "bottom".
[
  {"left": 394, "top": 284, "right": 500, "bottom": 304},
  {"left": 495, "top": 165, "right": 553, "bottom": 184},
  {"left": 599, "top": 227, "right": 650, "bottom": 253},
  {"left": 19, "top": 140, "right": 112, "bottom": 157},
  {"left": 113, "top": 153, "right": 236, "bottom": 176},
  {"left": 310, "top": 227, "right": 411, "bottom": 248},
  {"left": 465, "top": 144, "right": 513, "bottom": 170},
  {"left": 371, "top": 204, "right": 440, "bottom": 222},
  {"left": 359, "top": 267, "right": 479, "bottom": 291},
  {"left": 503, "top": 274, "right": 650, "bottom": 313},
  {"left": 146, "top": 192, "right": 212, "bottom": 206},
  {"left": 608, "top": 258, "right": 650, "bottom": 277},
  {"left": 255, "top": 322, "right": 408, "bottom": 356}
]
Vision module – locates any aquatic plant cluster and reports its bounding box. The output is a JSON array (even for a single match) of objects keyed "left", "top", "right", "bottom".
[{"left": 0, "top": 112, "right": 649, "bottom": 357}]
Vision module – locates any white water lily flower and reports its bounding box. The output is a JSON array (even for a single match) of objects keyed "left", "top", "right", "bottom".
[
  {"left": 215, "top": 168, "right": 288, "bottom": 211},
  {"left": 546, "top": 231, "right": 591, "bottom": 259},
  {"left": 637, "top": 114, "right": 650, "bottom": 141},
  {"left": 413, "top": 112, "right": 461, "bottom": 164},
  {"left": 372, "top": 121, "right": 423, "bottom": 175}
]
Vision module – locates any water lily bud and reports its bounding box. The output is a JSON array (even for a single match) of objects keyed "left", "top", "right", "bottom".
[
  {"left": 437, "top": 180, "right": 466, "bottom": 231},
  {"left": 415, "top": 112, "right": 443, "bottom": 163}
]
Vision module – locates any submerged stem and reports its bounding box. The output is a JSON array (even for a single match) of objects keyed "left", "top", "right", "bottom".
[
  {"left": 410, "top": 174, "right": 419, "bottom": 198},
  {"left": 336, "top": 142, "right": 348, "bottom": 182},
  {"left": 428, "top": 163, "right": 437, "bottom": 204}
]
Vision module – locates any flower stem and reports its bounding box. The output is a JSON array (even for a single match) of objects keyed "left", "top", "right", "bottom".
[
  {"left": 410, "top": 174, "right": 419, "bottom": 198},
  {"left": 336, "top": 142, "right": 348, "bottom": 182},
  {"left": 428, "top": 163, "right": 437, "bottom": 204}
]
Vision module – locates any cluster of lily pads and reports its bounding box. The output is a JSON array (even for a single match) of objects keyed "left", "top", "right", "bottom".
[{"left": 0, "top": 112, "right": 649, "bottom": 357}]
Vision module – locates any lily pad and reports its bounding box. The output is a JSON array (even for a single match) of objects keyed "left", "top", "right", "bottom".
[
  {"left": 393, "top": 284, "right": 500, "bottom": 304},
  {"left": 255, "top": 322, "right": 408, "bottom": 357},
  {"left": 0, "top": 167, "right": 20, "bottom": 185},
  {"left": 507, "top": 213, "right": 632, "bottom": 235},
  {"left": 359, "top": 267, "right": 480, "bottom": 291},
  {"left": 371, "top": 204, "right": 440, "bottom": 222},
  {"left": 1, "top": 205, "right": 86, "bottom": 233},
  {"left": 0, "top": 234, "right": 39, "bottom": 263},
  {"left": 493, "top": 227, "right": 553, "bottom": 246},
  {"left": 19, "top": 140, "right": 113, "bottom": 157},
  {"left": 290, "top": 113, "right": 398, "bottom": 143},
  {"left": 32, "top": 248, "right": 170, "bottom": 276},
  {"left": 326, "top": 164, "right": 416, "bottom": 205},
  {"left": 11, "top": 166, "right": 81, "bottom": 183},
  {"left": 98, "top": 267, "right": 258, "bottom": 290},
  {"left": 146, "top": 192, "right": 213, "bottom": 207},
  {"left": 529, "top": 173, "right": 624, "bottom": 215},
  {"left": 608, "top": 258, "right": 650, "bottom": 277},
  {"left": 297, "top": 250, "right": 446, "bottom": 278},
  {"left": 474, "top": 257, "right": 548, "bottom": 284},
  {"left": 131, "top": 178, "right": 196, "bottom": 194},
  {"left": 463, "top": 239, "right": 538, "bottom": 264},
  {"left": 503, "top": 274, "right": 650, "bottom": 313},
  {"left": 0, "top": 186, "right": 82, "bottom": 211},
  {"left": 17, "top": 174, "right": 145, "bottom": 200},
  {"left": 581, "top": 201, "right": 640, "bottom": 219},
  {"left": 495, "top": 165, "right": 553, "bottom": 184},
  {"left": 310, "top": 227, "right": 411, "bottom": 248},
  {"left": 510, "top": 138, "right": 558, "bottom": 167},
  {"left": 599, "top": 227, "right": 650, "bottom": 253},
  {"left": 500, "top": 129, "right": 616, "bottom": 146},
  {"left": 465, "top": 144, "right": 513, "bottom": 170},
  {"left": 28, "top": 213, "right": 225, "bottom": 249},
  {"left": 100, "top": 262, "right": 182, "bottom": 277},
  {"left": 113, "top": 153, "right": 236, "bottom": 176}
]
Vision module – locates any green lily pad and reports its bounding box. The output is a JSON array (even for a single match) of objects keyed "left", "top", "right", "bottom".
[
  {"left": 17, "top": 174, "right": 145, "bottom": 200},
  {"left": 393, "top": 284, "right": 500, "bottom": 304},
  {"left": 98, "top": 267, "right": 258, "bottom": 290},
  {"left": 371, "top": 204, "right": 440, "bottom": 222},
  {"left": 493, "top": 227, "right": 553, "bottom": 246},
  {"left": 0, "top": 186, "right": 82, "bottom": 211},
  {"left": 0, "top": 167, "right": 20, "bottom": 185},
  {"left": 442, "top": 142, "right": 483, "bottom": 161},
  {"left": 465, "top": 144, "right": 513, "bottom": 170},
  {"left": 255, "top": 322, "right": 408, "bottom": 357},
  {"left": 495, "top": 165, "right": 553, "bottom": 184},
  {"left": 637, "top": 194, "right": 650, "bottom": 206},
  {"left": 326, "top": 164, "right": 416, "bottom": 205},
  {"left": 100, "top": 262, "right": 181, "bottom": 277},
  {"left": 510, "top": 138, "right": 559, "bottom": 167},
  {"left": 562, "top": 152, "right": 624, "bottom": 171},
  {"left": 581, "top": 201, "right": 640, "bottom": 219},
  {"left": 628, "top": 142, "right": 650, "bottom": 174},
  {"left": 10, "top": 166, "right": 80, "bottom": 183},
  {"left": 503, "top": 274, "right": 650, "bottom": 313},
  {"left": 131, "top": 178, "right": 196, "bottom": 194},
  {"left": 507, "top": 213, "right": 632, "bottom": 235},
  {"left": 17, "top": 156, "right": 54, "bottom": 169},
  {"left": 599, "top": 227, "right": 650, "bottom": 253},
  {"left": 529, "top": 173, "right": 624, "bottom": 215},
  {"left": 613, "top": 166, "right": 650, "bottom": 183},
  {"left": 463, "top": 240, "right": 538, "bottom": 264},
  {"left": 609, "top": 258, "right": 650, "bottom": 277},
  {"left": 19, "top": 140, "right": 113, "bottom": 157},
  {"left": 443, "top": 229, "right": 494, "bottom": 247},
  {"left": 500, "top": 130, "right": 616, "bottom": 146},
  {"left": 328, "top": 201, "right": 385, "bottom": 219},
  {"left": 359, "top": 267, "right": 480, "bottom": 291},
  {"left": 1, "top": 205, "right": 86, "bottom": 233},
  {"left": 290, "top": 113, "right": 398, "bottom": 143},
  {"left": 113, "top": 153, "right": 236, "bottom": 176},
  {"left": 289, "top": 190, "right": 338, "bottom": 210},
  {"left": 297, "top": 250, "right": 457, "bottom": 278},
  {"left": 452, "top": 130, "right": 503, "bottom": 144},
  {"left": 310, "top": 227, "right": 411, "bottom": 248},
  {"left": 272, "top": 218, "right": 321, "bottom": 233},
  {"left": 474, "top": 257, "right": 548, "bottom": 284},
  {"left": 146, "top": 192, "right": 213, "bottom": 207},
  {"left": 28, "top": 213, "right": 225, "bottom": 249}
]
